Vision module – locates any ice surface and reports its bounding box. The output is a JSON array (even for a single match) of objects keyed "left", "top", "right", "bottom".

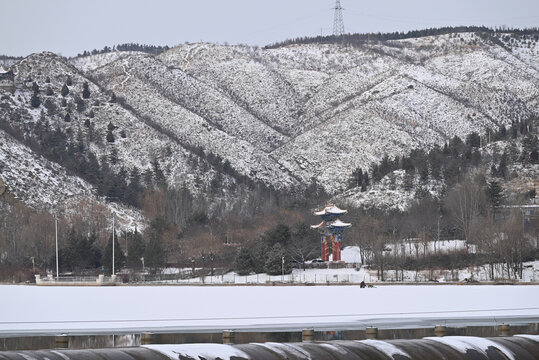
[{"left": 1, "top": 285, "right": 538, "bottom": 335}]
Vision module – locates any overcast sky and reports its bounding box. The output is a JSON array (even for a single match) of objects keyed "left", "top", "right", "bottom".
[{"left": 2, "top": 0, "right": 538, "bottom": 57}]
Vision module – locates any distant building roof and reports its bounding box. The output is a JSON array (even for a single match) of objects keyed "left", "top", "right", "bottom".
[
  {"left": 329, "top": 219, "right": 352, "bottom": 229},
  {"left": 314, "top": 204, "right": 347, "bottom": 216}
]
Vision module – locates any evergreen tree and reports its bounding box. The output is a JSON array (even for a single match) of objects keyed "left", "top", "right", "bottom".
[
  {"left": 234, "top": 247, "right": 254, "bottom": 275},
  {"left": 151, "top": 158, "right": 166, "bottom": 189},
  {"left": 66, "top": 75, "right": 73, "bottom": 86},
  {"left": 263, "top": 223, "right": 291, "bottom": 247},
  {"left": 127, "top": 229, "right": 145, "bottom": 269},
  {"left": 64, "top": 113, "right": 71, "bottom": 122},
  {"left": 428, "top": 147, "right": 442, "bottom": 180},
  {"left": 106, "top": 129, "right": 115, "bottom": 143},
  {"left": 497, "top": 151, "right": 509, "bottom": 179},
  {"left": 32, "top": 82, "right": 40, "bottom": 94},
  {"left": 61, "top": 83, "right": 69, "bottom": 97},
  {"left": 361, "top": 172, "right": 369, "bottom": 192},
  {"left": 264, "top": 243, "right": 291, "bottom": 275},
  {"left": 465, "top": 131, "right": 481, "bottom": 148},
  {"left": 487, "top": 180, "right": 504, "bottom": 210},
  {"left": 82, "top": 81, "right": 91, "bottom": 99},
  {"left": 30, "top": 93, "right": 41, "bottom": 108},
  {"left": 348, "top": 167, "right": 363, "bottom": 189},
  {"left": 144, "top": 217, "right": 167, "bottom": 270},
  {"left": 126, "top": 167, "right": 143, "bottom": 207}
]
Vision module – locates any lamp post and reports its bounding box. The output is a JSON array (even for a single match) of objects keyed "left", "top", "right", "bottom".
[
  {"left": 281, "top": 256, "right": 285, "bottom": 281},
  {"left": 112, "top": 214, "right": 115, "bottom": 275},
  {"left": 140, "top": 257, "right": 144, "bottom": 273},
  {"left": 55, "top": 217, "right": 58, "bottom": 280}
]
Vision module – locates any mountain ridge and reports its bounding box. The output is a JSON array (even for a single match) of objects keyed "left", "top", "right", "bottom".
[{"left": 1, "top": 30, "right": 538, "bottom": 220}]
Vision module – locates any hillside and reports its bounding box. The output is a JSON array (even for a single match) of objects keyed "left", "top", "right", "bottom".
[{"left": 0, "top": 29, "right": 538, "bottom": 217}]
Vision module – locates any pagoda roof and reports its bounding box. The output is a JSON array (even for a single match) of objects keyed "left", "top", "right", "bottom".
[
  {"left": 310, "top": 221, "right": 325, "bottom": 229},
  {"left": 314, "top": 204, "right": 347, "bottom": 216},
  {"left": 329, "top": 219, "right": 352, "bottom": 228}
]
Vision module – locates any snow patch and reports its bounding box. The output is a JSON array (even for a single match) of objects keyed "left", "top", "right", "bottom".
[
  {"left": 426, "top": 336, "right": 516, "bottom": 360},
  {"left": 143, "top": 344, "right": 250, "bottom": 360},
  {"left": 360, "top": 339, "right": 410, "bottom": 358}
]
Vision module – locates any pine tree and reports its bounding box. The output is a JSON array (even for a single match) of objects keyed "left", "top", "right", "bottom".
[
  {"left": 66, "top": 75, "right": 73, "bottom": 86},
  {"left": 348, "top": 167, "right": 363, "bottom": 189},
  {"left": 126, "top": 167, "right": 142, "bottom": 207},
  {"left": 487, "top": 180, "right": 504, "bottom": 210},
  {"left": 106, "top": 129, "right": 115, "bottom": 143},
  {"left": 234, "top": 247, "right": 254, "bottom": 275},
  {"left": 82, "top": 81, "right": 90, "bottom": 99},
  {"left": 32, "top": 82, "right": 40, "bottom": 94},
  {"left": 127, "top": 229, "right": 145, "bottom": 269},
  {"left": 61, "top": 83, "right": 69, "bottom": 97},
  {"left": 362, "top": 172, "right": 369, "bottom": 192},
  {"left": 465, "top": 131, "right": 481, "bottom": 148},
  {"left": 144, "top": 219, "right": 166, "bottom": 271},
  {"left": 264, "top": 243, "right": 291, "bottom": 275},
  {"left": 151, "top": 158, "right": 166, "bottom": 189},
  {"left": 30, "top": 93, "right": 41, "bottom": 108}
]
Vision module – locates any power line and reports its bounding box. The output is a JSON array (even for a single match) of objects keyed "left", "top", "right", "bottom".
[{"left": 333, "top": 0, "right": 345, "bottom": 37}]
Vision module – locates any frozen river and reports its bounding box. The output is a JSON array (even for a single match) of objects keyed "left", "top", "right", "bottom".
[{"left": 1, "top": 285, "right": 538, "bottom": 336}]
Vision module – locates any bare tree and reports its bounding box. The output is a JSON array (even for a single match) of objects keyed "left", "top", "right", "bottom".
[{"left": 446, "top": 174, "right": 487, "bottom": 243}]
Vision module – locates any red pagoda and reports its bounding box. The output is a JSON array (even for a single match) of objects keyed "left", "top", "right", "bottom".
[{"left": 311, "top": 204, "right": 351, "bottom": 261}]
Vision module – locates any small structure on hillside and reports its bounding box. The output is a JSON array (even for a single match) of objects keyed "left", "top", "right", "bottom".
[
  {"left": 311, "top": 204, "right": 351, "bottom": 261},
  {"left": 0, "top": 66, "right": 15, "bottom": 93}
]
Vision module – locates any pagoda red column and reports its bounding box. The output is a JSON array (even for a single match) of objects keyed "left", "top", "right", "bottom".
[
  {"left": 332, "top": 240, "right": 341, "bottom": 261},
  {"left": 321, "top": 236, "right": 330, "bottom": 262}
]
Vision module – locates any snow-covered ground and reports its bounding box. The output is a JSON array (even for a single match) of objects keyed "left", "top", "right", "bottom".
[
  {"left": 156, "top": 245, "right": 538, "bottom": 285},
  {"left": 158, "top": 260, "right": 539, "bottom": 285},
  {"left": 1, "top": 285, "right": 538, "bottom": 336}
]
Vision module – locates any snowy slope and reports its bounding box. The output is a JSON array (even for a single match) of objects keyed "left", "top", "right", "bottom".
[{"left": 1, "top": 31, "right": 538, "bottom": 213}]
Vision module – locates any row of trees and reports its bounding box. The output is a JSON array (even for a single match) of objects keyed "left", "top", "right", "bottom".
[
  {"left": 0, "top": 196, "right": 172, "bottom": 276},
  {"left": 266, "top": 26, "right": 539, "bottom": 49},
  {"left": 76, "top": 43, "right": 170, "bottom": 57},
  {"left": 349, "top": 122, "right": 538, "bottom": 192},
  {"left": 234, "top": 222, "right": 319, "bottom": 275},
  {"left": 345, "top": 172, "right": 536, "bottom": 281}
]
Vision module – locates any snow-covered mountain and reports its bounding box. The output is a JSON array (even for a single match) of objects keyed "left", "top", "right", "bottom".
[{"left": 1, "top": 31, "right": 538, "bottom": 215}]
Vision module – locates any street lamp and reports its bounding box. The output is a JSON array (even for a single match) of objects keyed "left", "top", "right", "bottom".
[
  {"left": 140, "top": 257, "right": 144, "bottom": 272},
  {"left": 281, "top": 256, "right": 285, "bottom": 281}
]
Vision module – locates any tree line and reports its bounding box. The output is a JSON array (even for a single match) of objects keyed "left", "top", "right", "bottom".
[
  {"left": 349, "top": 119, "right": 538, "bottom": 192},
  {"left": 266, "top": 26, "right": 539, "bottom": 49},
  {"left": 76, "top": 43, "right": 170, "bottom": 57}
]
